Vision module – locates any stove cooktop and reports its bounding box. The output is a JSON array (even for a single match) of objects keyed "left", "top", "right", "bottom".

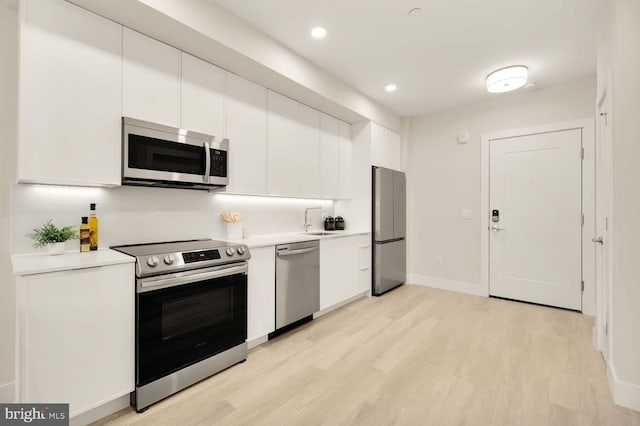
[{"left": 111, "top": 239, "right": 250, "bottom": 278}]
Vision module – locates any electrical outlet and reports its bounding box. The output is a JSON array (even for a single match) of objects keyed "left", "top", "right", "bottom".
[{"left": 436, "top": 256, "right": 444, "bottom": 266}]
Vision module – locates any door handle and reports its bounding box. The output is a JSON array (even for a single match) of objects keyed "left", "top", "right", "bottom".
[
  {"left": 592, "top": 236, "right": 604, "bottom": 244},
  {"left": 490, "top": 225, "right": 505, "bottom": 232}
]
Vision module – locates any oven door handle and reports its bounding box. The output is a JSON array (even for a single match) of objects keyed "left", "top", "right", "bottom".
[
  {"left": 203, "top": 141, "right": 211, "bottom": 183},
  {"left": 138, "top": 263, "right": 247, "bottom": 292}
]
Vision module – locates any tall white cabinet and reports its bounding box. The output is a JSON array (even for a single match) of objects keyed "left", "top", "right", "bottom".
[
  {"left": 225, "top": 73, "right": 268, "bottom": 195},
  {"left": 122, "top": 28, "right": 181, "bottom": 127},
  {"left": 267, "top": 91, "right": 300, "bottom": 197},
  {"left": 297, "top": 105, "right": 322, "bottom": 197},
  {"left": 320, "top": 114, "right": 341, "bottom": 199},
  {"left": 181, "top": 53, "right": 226, "bottom": 137},
  {"left": 18, "top": 0, "right": 122, "bottom": 186}
]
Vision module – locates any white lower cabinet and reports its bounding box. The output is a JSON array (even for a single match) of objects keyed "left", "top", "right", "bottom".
[
  {"left": 17, "top": 263, "right": 134, "bottom": 417},
  {"left": 320, "top": 235, "right": 371, "bottom": 310},
  {"left": 247, "top": 246, "right": 276, "bottom": 341}
]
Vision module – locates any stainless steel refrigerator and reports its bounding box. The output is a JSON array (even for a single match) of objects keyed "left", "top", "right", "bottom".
[{"left": 372, "top": 166, "right": 406, "bottom": 296}]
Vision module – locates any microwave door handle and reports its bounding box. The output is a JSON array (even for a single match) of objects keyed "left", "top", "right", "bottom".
[{"left": 203, "top": 141, "right": 211, "bottom": 183}]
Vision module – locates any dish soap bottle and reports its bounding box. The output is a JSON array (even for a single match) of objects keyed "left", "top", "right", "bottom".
[
  {"left": 80, "top": 217, "right": 90, "bottom": 252},
  {"left": 88, "top": 203, "right": 99, "bottom": 251}
]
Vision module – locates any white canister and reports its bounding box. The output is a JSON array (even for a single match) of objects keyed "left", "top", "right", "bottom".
[{"left": 226, "top": 222, "right": 243, "bottom": 240}]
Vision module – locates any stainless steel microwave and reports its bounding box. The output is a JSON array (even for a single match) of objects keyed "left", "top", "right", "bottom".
[{"left": 122, "top": 117, "right": 229, "bottom": 190}]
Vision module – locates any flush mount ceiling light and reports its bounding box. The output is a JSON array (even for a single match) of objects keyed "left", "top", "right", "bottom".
[
  {"left": 385, "top": 84, "right": 397, "bottom": 92},
  {"left": 486, "top": 66, "right": 528, "bottom": 93},
  {"left": 310, "top": 26, "right": 327, "bottom": 39}
]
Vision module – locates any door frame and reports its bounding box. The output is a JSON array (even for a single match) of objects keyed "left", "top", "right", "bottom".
[
  {"left": 480, "top": 118, "right": 596, "bottom": 314},
  {"left": 595, "top": 74, "right": 614, "bottom": 358}
]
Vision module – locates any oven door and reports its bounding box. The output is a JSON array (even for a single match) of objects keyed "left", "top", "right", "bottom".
[
  {"left": 136, "top": 263, "right": 247, "bottom": 387},
  {"left": 123, "top": 118, "right": 228, "bottom": 187}
]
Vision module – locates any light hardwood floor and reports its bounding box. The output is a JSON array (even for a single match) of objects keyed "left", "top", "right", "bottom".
[{"left": 95, "top": 285, "right": 640, "bottom": 426}]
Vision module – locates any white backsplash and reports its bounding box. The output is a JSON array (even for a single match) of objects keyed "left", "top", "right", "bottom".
[{"left": 10, "top": 184, "right": 333, "bottom": 254}]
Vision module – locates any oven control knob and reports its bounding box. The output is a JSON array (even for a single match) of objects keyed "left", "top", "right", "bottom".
[
  {"left": 164, "top": 255, "right": 175, "bottom": 265},
  {"left": 237, "top": 247, "right": 245, "bottom": 255},
  {"left": 226, "top": 248, "right": 235, "bottom": 256},
  {"left": 147, "top": 256, "right": 159, "bottom": 267}
]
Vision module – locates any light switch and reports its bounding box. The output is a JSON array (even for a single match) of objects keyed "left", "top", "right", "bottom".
[{"left": 460, "top": 209, "right": 473, "bottom": 220}]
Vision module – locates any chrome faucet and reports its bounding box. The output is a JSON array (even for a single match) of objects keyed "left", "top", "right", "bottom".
[{"left": 304, "top": 206, "right": 322, "bottom": 232}]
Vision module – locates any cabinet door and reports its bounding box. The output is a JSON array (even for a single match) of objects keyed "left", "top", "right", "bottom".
[
  {"left": 247, "top": 246, "right": 276, "bottom": 341},
  {"left": 356, "top": 235, "right": 372, "bottom": 293},
  {"left": 371, "top": 123, "right": 402, "bottom": 171},
  {"left": 19, "top": 263, "right": 134, "bottom": 417},
  {"left": 181, "top": 53, "right": 225, "bottom": 136},
  {"left": 387, "top": 130, "right": 402, "bottom": 171},
  {"left": 267, "top": 91, "right": 299, "bottom": 196},
  {"left": 320, "top": 237, "right": 359, "bottom": 309},
  {"left": 225, "top": 73, "right": 268, "bottom": 194},
  {"left": 297, "top": 105, "right": 321, "bottom": 197},
  {"left": 18, "top": 0, "right": 122, "bottom": 186},
  {"left": 338, "top": 120, "right": 353, "bottom": 199},
  {"left": 319, "top": 113, "right": 340, "bottom": 199},
  {"left": 122, "top": 28, "right": 180, "bottom": 127}
]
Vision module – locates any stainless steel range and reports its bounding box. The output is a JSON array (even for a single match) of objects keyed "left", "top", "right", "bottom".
[{"left": 111, "top": 239, "right": 251, "bottom": 412}]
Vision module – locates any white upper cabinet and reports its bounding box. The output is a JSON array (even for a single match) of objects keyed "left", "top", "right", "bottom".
[
  {"left": 371, "top": 122, "right": 402, "bottom": 171},
  {"left": 180, "top": 53, "right": 226, "bottom": 136},
  {"left": 122, "top": 28, "right": 180, "bottom": 127},
  {"left": 267, "top": 91, "right": 299, "bottom": 197},
  {"left": 225, "top": 73, "right": 268, "bottom": 195},
  {"left": 297, "top": 105, "right": 321, "bottom": 197},
  {"left": 18, "top": 0, "right": 122, "bottom": 186},
  {"left": 338, "top": 120, "right": 353, "bottom": 199},
  {"left": 320, "top": 113, "right": 341, "bottom": 199}
]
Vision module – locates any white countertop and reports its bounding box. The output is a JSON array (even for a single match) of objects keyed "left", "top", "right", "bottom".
[
  {"left": 12, "top": 249, "right": 135, "bottom": 276},
  {"left": 224, "top": 230, "right": 371, "bottom": 248}
]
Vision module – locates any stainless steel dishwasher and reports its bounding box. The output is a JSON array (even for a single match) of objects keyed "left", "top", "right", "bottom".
[{"left": 271, "top": 240, "right": 320, "bottom": 337}]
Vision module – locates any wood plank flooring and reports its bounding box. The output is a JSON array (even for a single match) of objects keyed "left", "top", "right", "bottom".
[{"left": 95, "top": 285, "right": 640, "bottom": 426}]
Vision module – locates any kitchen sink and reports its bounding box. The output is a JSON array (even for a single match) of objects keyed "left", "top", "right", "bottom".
[{"left": 301, "top": 231, "right": 338, "bottom": 236}]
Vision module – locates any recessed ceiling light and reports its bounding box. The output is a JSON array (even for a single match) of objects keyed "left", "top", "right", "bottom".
[
  {"left": 311, "top": 26, "right": 327, "bottom": 39},
  {"left": 385, "top": 84, "right": 397, "bottom": 92},
  {"left": 486, "top": 66, "right": 528, "bottom": 93}
]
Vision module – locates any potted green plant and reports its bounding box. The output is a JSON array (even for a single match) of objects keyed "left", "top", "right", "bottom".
[{"left": 27, "top": 220, "right": 78, "bottom": 255}]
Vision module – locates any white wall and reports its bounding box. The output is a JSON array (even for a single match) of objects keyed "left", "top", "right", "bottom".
[
  {"left": 406, "top": 77, "right": 596, "bottom": 294},
  {"left": 600, "top": 0, "right": 640, "bottom": 404},
  {"left": 0, "top": 0, "right": 18, "bottom": 402},
  {"left": 11, "top": 185, "right": 333, "bottom": 254}
]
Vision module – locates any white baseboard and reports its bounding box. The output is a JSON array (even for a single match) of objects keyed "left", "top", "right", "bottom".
[
  {"left": 314, "top": 291, "right": 368, "bottom": 318},
  {"left": 0, "top": 381, "right": 15, "bottom": 402},
  {"left": 70, "top": 394, "right": 130, "bottom": 426},
  {"left": 607, "top": 362, "right": 640, "bottom": 412},
  {"left": 408, "top": 275, "right": 487, "bottom": 297}
]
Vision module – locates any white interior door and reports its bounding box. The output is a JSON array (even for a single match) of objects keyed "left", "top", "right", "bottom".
[
  {"left": 595, "top": 95, "right": 613, "bottom": 361},
  {"left": 489, "top": 129, "right": 582, "bottom": 310}
]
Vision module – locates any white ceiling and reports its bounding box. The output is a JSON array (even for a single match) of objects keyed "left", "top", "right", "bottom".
[{"left": 213, "top": 0, "right": 599, "bottom": 117}]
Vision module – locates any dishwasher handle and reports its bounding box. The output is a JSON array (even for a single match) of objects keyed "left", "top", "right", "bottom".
[{"left": 277, "top": 247, "right": 319, "bottom": 257}]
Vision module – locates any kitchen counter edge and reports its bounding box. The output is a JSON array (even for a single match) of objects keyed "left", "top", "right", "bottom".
[
  {"left": 223, "top": 230, "right": 371, "bottom": 249},
  {"left": 12, "top": 249, "right": 135, "bottom": 276}
]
